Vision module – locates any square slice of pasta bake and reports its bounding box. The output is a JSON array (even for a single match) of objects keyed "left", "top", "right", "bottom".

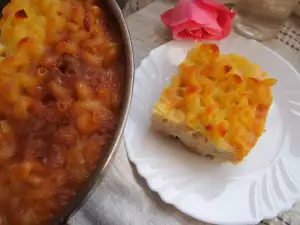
[{"left": 151, "top": 44, "right": 277, "bottom": 163}]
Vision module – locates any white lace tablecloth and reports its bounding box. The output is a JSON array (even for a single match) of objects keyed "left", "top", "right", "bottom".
[{"left": 70, "top": 1, "right": 300, "bottom": 225}]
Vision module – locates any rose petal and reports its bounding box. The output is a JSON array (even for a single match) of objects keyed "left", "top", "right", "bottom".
[
  {"left": 218, "top": 12, "right": 236, "bottom": 37},
  {"left": 161, "top": 0, "right": 235, "bottom": 41},
  {"left": 172, "top": 21, "right": 202, "bottom": 40},
  {"left": 202, "top": 0, "right": 236, "bottom": 38},
  {"left": 172, "top": 21, "right": 223, "bottom": 41},
  {"left": 161, "top": 0, "right": 221, "bottom": 31}
]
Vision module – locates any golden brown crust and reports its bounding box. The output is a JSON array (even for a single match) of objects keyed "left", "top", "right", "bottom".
[{"left": 0, "top": 1, "right": 123, "bottom": 224}]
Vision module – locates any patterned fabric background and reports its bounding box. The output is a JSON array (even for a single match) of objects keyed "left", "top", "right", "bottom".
[
  {"left": 277, "top": 16, "right": 300, "bottom": 52},
  {"left": 122, "top": 0, "right": 155, "bottom": 16}
]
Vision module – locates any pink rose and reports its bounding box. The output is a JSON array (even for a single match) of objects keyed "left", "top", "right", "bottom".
[{"left": 161, "top": 0, "right": 236, "bottom": 41}]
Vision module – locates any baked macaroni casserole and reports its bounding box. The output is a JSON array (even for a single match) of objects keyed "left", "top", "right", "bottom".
[
  {"left": 0, "top": 0, "right": 123, "bottom": 224},
  {"left": 152, "top": 44, "right": 277, "bottom": 163}
]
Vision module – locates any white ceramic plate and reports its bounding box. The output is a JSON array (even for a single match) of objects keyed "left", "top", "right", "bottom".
[{"left": 124, "top": 34, "right": 300, "bottom": 225}]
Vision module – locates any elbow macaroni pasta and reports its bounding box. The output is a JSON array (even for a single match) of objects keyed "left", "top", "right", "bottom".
[
  {"left": 153, "top": 44, "right": 277, "bottom": 161},
  {"left": 0, "top": 0, "right": 123, "bottom": 224},
  {"left": 0, "top": 0, "right": 119, "bottom": 123}
]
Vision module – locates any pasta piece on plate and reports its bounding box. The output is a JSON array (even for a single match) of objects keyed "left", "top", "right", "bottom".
[{"left": 152, "top": 44, "right": 277, "bottom": 163}]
